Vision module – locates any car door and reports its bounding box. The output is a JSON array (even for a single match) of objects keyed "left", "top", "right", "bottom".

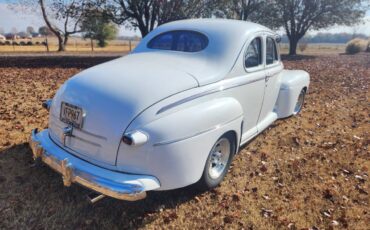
[
  {"left": 236, "top": 35, "right": 266, "bottom": 143},
  {"left": 257, "top": 35, "right": 284, "bottom": 131}
]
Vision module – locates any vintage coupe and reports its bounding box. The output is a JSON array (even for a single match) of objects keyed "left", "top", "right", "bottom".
[{"left": 30, "top": 19, "right": 309, "bottom": 202}]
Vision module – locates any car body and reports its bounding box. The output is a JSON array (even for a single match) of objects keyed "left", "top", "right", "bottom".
[{"left": 30, "top": 19, "right": 310, "bottom": 201}]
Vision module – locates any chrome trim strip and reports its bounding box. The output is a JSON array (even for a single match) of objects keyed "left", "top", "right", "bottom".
[
  {"left": 157, "top": 88, "right": 219, "bottom": 114},
  {"left": 153, "top": 115, "right": 243, "bottom": 146},
  {"left": 156, "top": 76, "right": 265, "bottom": 114},
  {"left": 77, "top": 129, "right": 107, "bottom": 140},
  {"left": 72, "top": 135, "right": 102, "bottom": 147}
]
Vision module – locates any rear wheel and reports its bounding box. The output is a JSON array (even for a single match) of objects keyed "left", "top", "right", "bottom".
[
  {"left": 198, "top": 133, "right": 235, "bottom": 190},
  {"left": 293, "top": 88, "right": 306, "bottom": 115}
]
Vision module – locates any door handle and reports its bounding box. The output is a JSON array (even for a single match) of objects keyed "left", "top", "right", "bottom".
[{"left": 265, "top": 75, "right": 271, "bottom": 82}]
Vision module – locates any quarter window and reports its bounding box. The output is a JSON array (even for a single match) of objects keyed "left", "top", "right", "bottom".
[
  {"left": 147, "top": 30, "right": 208, "bottom": 52},
  {"left": 266, "top": 37, "right": 278, "bottom": 65},
  {"left": 245, "top": 37, "right": 262, "bottom": 68}
]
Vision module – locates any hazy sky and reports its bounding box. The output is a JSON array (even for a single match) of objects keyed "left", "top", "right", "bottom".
[{"left": 0, "top": 2, "right": 369, "bottom": 36}]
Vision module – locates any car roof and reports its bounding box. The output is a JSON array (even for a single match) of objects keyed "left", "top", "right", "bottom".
[
  {"left": 138, "top": 19, "right": 274, "bottom": 49},
  {"left": 132, "top": 19, "right": 276, "bottom": 85},
  {"left": 162, "top": 18, "right": 272, "bottom": 36}
]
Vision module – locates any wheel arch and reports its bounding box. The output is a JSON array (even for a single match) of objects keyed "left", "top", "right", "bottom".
[
  {"left": 275, "top": 70, "right": 310, "bottom": 118},
  {"left": 222, "top": 130, "right": 238, "bottom": 156}
]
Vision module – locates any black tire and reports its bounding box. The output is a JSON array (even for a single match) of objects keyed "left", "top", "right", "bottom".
[
  {"left": 197, "top": 132, "right": 236, "bottom": 190},
  {"left": 293, "top": 88, "right": 306, "bottom": 115}
]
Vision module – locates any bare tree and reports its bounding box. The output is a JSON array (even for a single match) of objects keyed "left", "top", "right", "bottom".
[
  {"left": 214, "top": 0, "right": 368, "bottom": 55},
  {"left": 215, "top": 0, "right": 268, "bottom": 21},
  {"left": 10, "top": 0, "right": 88, "bottom": 51},
  {"left": 269, "top": 0, "right": 368, "bottom": 55},
  {"left": 39, "top": 0, "right": 87, "bottom": 51},
  {"left": 102, "top": 0, "right": 218, "bottom": 37},
  {"left": 157, "top": 0, "right": 217, "bottom": 25}
]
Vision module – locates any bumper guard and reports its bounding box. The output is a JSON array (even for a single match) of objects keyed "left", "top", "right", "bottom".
[{"left": 29, "top": 129, "right": 159, "bottom": 201}]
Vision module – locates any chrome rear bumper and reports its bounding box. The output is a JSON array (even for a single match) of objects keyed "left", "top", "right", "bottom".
[{"left": 29, "top": 129, "right": 160, "bottom": 201}]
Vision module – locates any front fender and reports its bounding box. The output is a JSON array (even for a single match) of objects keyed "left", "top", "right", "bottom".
[{"left": 116, "top": 97, "right": 243, "bottom": 190}]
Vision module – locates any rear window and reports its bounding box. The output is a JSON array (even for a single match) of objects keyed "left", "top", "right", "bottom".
[{"left": 147, "top": 30, "right": 208, "bottom": 52}]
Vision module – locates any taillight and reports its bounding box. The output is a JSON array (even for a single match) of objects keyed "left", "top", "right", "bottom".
[{"left": 122, "top": 131, "right": 148, "bottom": 146}]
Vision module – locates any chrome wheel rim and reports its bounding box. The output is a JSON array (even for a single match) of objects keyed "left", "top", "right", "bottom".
[
  {"left": 208, "top": 138, "right": 231, "bottom": 179},
  {"left": 294, "top": 90, "right": 305, "bottom": 114}
]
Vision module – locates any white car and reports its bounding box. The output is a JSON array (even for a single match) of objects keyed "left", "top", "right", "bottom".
[{"left": 30, "top": 19, "right": 309, "bottom": 202}]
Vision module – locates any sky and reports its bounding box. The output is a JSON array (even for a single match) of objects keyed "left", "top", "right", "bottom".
[{"left": 0, "top": 2, "right": 369, "bottom": 37}]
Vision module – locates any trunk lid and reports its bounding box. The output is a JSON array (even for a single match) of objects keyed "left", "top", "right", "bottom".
[{"left": 48, "top": 54, "right": 198, "bottom": 166}]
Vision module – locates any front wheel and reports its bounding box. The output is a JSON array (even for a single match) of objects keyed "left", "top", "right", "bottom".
[{"left": 197, "top": 133, "right": 235, "bottom": 190}]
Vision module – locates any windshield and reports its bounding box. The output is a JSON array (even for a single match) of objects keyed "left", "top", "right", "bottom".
[{"left": 147, "top": 30, "right": 209, "bottom": 52}]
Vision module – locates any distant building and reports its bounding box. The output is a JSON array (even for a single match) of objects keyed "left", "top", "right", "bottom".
[
  {"left": 17, "top": 32, "right": 32, "bottom": 39},
  {"left": 31, "top": 32, "right": 41, "bottom": 38},
  {"left": 0, "top": 34, "right": 5, "bottom": 41},
  {"left": 5, "top": 33, "right": 19, "bottom": 40}
]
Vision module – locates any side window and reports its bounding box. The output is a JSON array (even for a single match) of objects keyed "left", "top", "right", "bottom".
[
  {"left": 266, "top": 37, "right": 278, "bottom": 65},
  {"left": 244, "top": 37, "right": 262, "bottom": 69}
]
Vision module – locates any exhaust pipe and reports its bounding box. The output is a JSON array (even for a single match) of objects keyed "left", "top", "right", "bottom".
[{"left": 87, "top": 192, "right": 106, "bottom": 204}]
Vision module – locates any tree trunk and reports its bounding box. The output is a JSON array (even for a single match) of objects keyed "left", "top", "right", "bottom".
[
  {"left": 64, "top": 35, "right": 69, "bottom": 46},
  {"left": 45, "top": 36, "right": 49, "bottom": 52},
  {"left": 39, "top": 0, "right": 65, "bottom": 52},
  {"left": 138, "top": 23, "right": 149, "bottom": 37},
  {"left": 90, "top": 38, "right": 94, "bottom": 51},
  {"left": 57, "top": 36, "right": 65, "bottom": 52},
  {"left": 289, "top": 37, "right": 298, "bottom": 55}
]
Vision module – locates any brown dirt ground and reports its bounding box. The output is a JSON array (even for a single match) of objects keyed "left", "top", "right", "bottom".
[{"left": 0, "top": 53, "right": 369, "bottom": 230}]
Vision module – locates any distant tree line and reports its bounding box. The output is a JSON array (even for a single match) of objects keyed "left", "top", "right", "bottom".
[
  {"left": 281, "top": 32, "right": 370, "bottom": 44},
  {"left": 7, "top": 0, "right": 369, "bottom": 55}
]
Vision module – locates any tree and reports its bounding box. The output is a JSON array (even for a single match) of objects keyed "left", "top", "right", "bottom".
[
  {"left": 39, "top": 0, "right": 88, "bottom": 51},
  {"left": 26, "top": 26, "right": 35, "bottom": 34},
  {"left": 81, "top": 10, "right": 118, "bottom": 50},
  {"left": 268, "top": 0, "right": 368, "bottom": 55},
  {"left": 215, "top": 0, "right": 270, "bottom": 22},
  {"left": 39, "top": 26, "right": 53, "bottom": 36},
  {"left": 10, "top": 0, "right": 88, "bottom": 51},
  {"left": 39, "top": 26, "right": 53, "bottom": 51},
  {"left": 102, "top": 0, "right": 218, "bottom": 37},
  {"left": 97, "top": 23, "right": 118, "bottom": 47}
]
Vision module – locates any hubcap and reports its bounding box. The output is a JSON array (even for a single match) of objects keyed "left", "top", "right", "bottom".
[
  {"left": 294, "top": 89, "right": 305, "bottom": 114},
  {"left": 208, "top": 138, "right": 231, "bottom": 179}
]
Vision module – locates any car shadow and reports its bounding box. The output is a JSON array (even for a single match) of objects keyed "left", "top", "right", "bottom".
[
  {"left": 0, "top": 56, "right": 121, "bottom": 69},
  {"left": 281, "top": 54, "right": 316, "bottom": 61},
  {"left": 0, "top": 143, "right": 205, "bottom": 229}
]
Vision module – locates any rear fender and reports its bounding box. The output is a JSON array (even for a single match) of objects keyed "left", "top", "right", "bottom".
[
  {"left": 116, "top": 97, "right": 243, "bottom": 190},
  {"left": 275, "top": 70, "right": 310, "bottom": 118},
  {"left": 142, "top": 97, "right": 243, "bottom": 146}
]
